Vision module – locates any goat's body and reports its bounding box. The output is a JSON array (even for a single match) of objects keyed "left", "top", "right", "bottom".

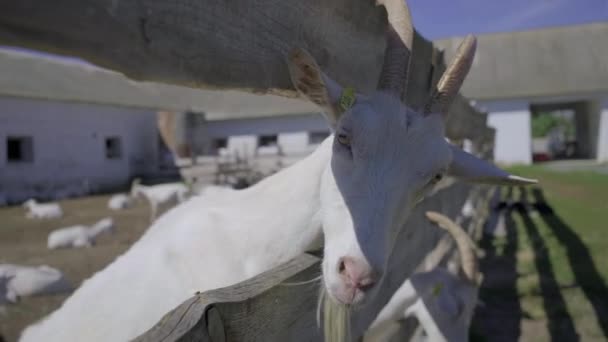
[
  {"left": 132, "top": 183, "right": 189, "bottom": 222},
  {"left": 20, "top": 140, "right": 330, "bottom": 342},
  {"left": 24, "top": 200, "right": 63, "bottom": 219},
  {"left": 108, "top": 194, "right": 131, "bottom": 210},
  {"left": 0, "top": 265, "right": 71, "bottom": 303},
  {"left": 134, "top": 183, "right": 188, "bottom": 204},
  {"left": 47, "top": 226, "right": 90, "bottom": 249},
  {"left": 47, "top": 218, "right": 114, "bottom": 249}
]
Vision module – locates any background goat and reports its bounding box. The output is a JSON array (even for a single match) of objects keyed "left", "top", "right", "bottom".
[
  {"left": 364, "top": 212, "right": 480, "bottom": 342},
  {"left": 130, "top": 178, "right": 189, "bottom": 222},
  {"left": 47, "top": 217, "right": 115, "bottom": 249},
  {"left": 22, "top": 199, "right": 63, "bottom": 219}
]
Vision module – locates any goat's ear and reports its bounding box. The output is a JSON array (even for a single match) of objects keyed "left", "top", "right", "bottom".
[
  {"left": 287, "top": 48, "right": 344, "bottom": 128},
  {"left": 447, "top": 145, "right": 538, "bottom": 185}
]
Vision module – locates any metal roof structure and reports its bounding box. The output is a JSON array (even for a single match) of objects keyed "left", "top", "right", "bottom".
[
  {"left": 0, "top": 48, "right": 317, "bottom": 120},
  {"left": 435, "top": 22, "right": 608, "bottom": 101}
]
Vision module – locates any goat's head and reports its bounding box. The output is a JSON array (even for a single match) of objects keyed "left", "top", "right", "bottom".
[
  {"left": 22, "top": 199, "right": 36, "bottom": 208},
  {"left": 130, "top": 178, "right": 142, "bottom": 198},
  {"left": 287, "top": 0, "right": 535, "bottom": 306}
]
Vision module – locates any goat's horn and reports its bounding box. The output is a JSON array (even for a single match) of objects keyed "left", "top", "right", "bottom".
[
  {"left": 424, "top": 35, "right": 477, "bottom": 116},
  {"left": 425, "top": 211, "right": 479, "bottom": 284},
  {"left": 157, "top": 111, "right": 177, "bottom": 153},
  {"left": 376, "top": 0, "right": 414, "bottom": 98}
]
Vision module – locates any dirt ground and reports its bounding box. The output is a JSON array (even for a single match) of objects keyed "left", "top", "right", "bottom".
[{"left": 0, "top": 194, "right": 153, "bottom": 342}]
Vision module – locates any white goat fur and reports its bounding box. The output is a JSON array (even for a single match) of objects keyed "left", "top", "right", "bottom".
[
  {"left": 47, "top": 218, "right": 115, "bottom": 249},
  {"left": 23, "top": 199, "right": 63, "bottom": 219},
  {"left": 0, "top": 265, "right": 71, "bottom": 303},
  {"left": 108, "top": 194, "right": 132, "bottom": 210},
  {"left": 20, "top": 139, "right": 330, "bottom": 341}
]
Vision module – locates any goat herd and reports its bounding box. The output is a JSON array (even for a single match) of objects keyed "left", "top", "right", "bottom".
[{"left": 1, "top": 180, "right": 193, "bottom": 310}]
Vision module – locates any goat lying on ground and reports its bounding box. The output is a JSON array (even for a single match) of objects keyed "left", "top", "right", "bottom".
[
  {"left": 22, "top": 199, "right": 63, "bottom": 219},
  {"left": 130, "top": 179, "right": 189, "bottom": 222},
  {"left": 364, "top": 212, "right": 480, "bottom": 342},
  {"left": 0, "top": 265, "right": 71, "bottom": 304},
  {"left": 47, "top": 218, "right": 115, "bottom": 249},
  {"left": 108, "top": 194, "right": 132, "bottom": 210},
  {"left": 19, "top": 1, "right": 536, "bottom": 340}
]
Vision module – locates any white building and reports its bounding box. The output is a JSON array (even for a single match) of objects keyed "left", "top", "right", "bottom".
[
  {"left": 437, "top": 22, "right": 608, "bottom": 165},
  {"left": 0, "top": 48, "right": 321, "bottom": 203},
  {"left": 0, "top": 96, "right": 167, "bottom": 203}
]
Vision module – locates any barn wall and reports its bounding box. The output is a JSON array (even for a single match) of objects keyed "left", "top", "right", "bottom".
[
  {"left": 206, "top": 113, "right": 329, "bottom": 156},
  {"left": 0, "top": 96, "right": 160, "bottom": 203},
  {"left": 483, "top": 101, "right": 532, "bottom": 165}
]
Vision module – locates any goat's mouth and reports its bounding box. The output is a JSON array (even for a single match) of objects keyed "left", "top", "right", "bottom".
[{"left": 327, "top": 283, "right": 369, "bottom": 306}]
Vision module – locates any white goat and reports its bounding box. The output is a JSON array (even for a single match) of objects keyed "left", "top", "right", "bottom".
[
  {"left": 19, "top": 1, "right": 536, "bottom": 340},
  {"left": 22, "top": 199, "right": 63, "bottom": 219},
  {"left": 0, "top": 265, "right": 71, "bottom": 303},
  {"left": 0, "top": 273, "right": 16, "bottom": 305},
  {"left": 47, "top": 218, "right": 115, "bottom": 249},
  {"left": 130, "top": 179, "right": 189, "bottom": 222},
  {"left": 108, "top": 194, "right": 132, "bottom": 210},
  {"left": 364, "top": 212, "right": 480, "bottom": 342}
]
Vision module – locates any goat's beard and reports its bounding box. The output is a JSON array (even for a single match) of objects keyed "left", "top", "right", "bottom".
[{"left": 318, "top": 286, "right": 351, "bottom": 342}]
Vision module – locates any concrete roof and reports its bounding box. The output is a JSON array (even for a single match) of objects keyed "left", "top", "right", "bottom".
[
  {"left": 435, "top": 22, "right": 608, "bottom": 101},
  {"left": 0, "top": 48, "right": 318, "bottom": 120}
]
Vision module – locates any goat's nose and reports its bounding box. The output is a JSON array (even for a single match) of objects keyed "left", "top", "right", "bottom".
[{"left": 338, "top": 257, "right": 377, "bottom": 291}]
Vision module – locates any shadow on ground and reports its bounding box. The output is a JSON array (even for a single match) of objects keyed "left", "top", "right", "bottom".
[{"left": 472, "top": 186, "right": 608, "bottom": 342}]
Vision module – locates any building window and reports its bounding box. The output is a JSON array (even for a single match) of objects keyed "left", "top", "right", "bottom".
[
  {"left": 105, "top": 137, "right": 122, "bottom": 159},
  {"left": 258, "top": 134, "right": 278, "bottom": 147},
  {"left": 6, "top": 136, "right": 34, "bottom": 163},
  {"left": 308, "top": 131, "right": 330, "bottom": 145},
  {"left": 213, "top": 137, "right": 228, "bottom": 149}
]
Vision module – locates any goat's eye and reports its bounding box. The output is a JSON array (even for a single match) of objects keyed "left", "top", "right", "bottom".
[
  {"left": 337, "top": 133, "right": 351, "bottom": 147},
  {"left": 431, "top": 173, "right": 443, "bottom": 184}
]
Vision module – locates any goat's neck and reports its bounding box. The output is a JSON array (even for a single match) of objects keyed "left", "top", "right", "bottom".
[{"left": 238, "top": 137, "right": 333, "bottom": 268}]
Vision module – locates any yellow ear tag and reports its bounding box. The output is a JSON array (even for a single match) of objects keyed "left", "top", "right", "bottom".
[
  {"left": 339, "top": 87, "right": 356, "bottom": 113},
  {"left": 432, "top": 282, "right": 443, "bottom": 297}
]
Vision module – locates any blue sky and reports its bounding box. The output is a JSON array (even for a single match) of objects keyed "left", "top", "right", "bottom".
[{"left": 411, "top": 0, "right": 608, "bottom": 39}]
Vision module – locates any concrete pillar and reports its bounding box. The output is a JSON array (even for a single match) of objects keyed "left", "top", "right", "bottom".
[
  {"left": 484, "top": 101, "right": 532, "bottom": 165},
  {"left": 597, "top": 99, "right": 608, "bottom": 162}
]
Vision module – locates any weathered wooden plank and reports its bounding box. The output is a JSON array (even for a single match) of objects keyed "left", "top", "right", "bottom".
[
  {"left": 0, "top": 0, "right": 464, "bottom": 110},
  {"left": 134, "top": 253, "right": 322, "bottom": 342},
  {"left": 0, "top": 0, "right": 386, "bottom": 96}
]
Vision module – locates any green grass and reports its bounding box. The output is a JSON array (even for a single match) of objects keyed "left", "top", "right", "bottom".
[{"left": 473, "top": 165, "right": 608, "bottom": 341}]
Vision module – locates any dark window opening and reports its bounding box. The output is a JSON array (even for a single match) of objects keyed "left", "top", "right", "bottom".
[
  {"left": 6, "top": 136, "right": 33, "bottom": 163},
  {"left": 214, "top": 137, "right": 228, "bottom": 149},
  {"left": 105, "top": 137, "right": 122, "bottom": 159},
  {"left": 258, "top": 134, "right": 278, "bottom": 147}
]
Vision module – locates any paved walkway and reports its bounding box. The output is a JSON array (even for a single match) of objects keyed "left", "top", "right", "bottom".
[{"left": 538, "top": 159, "right": 608, "bottom": 174}]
